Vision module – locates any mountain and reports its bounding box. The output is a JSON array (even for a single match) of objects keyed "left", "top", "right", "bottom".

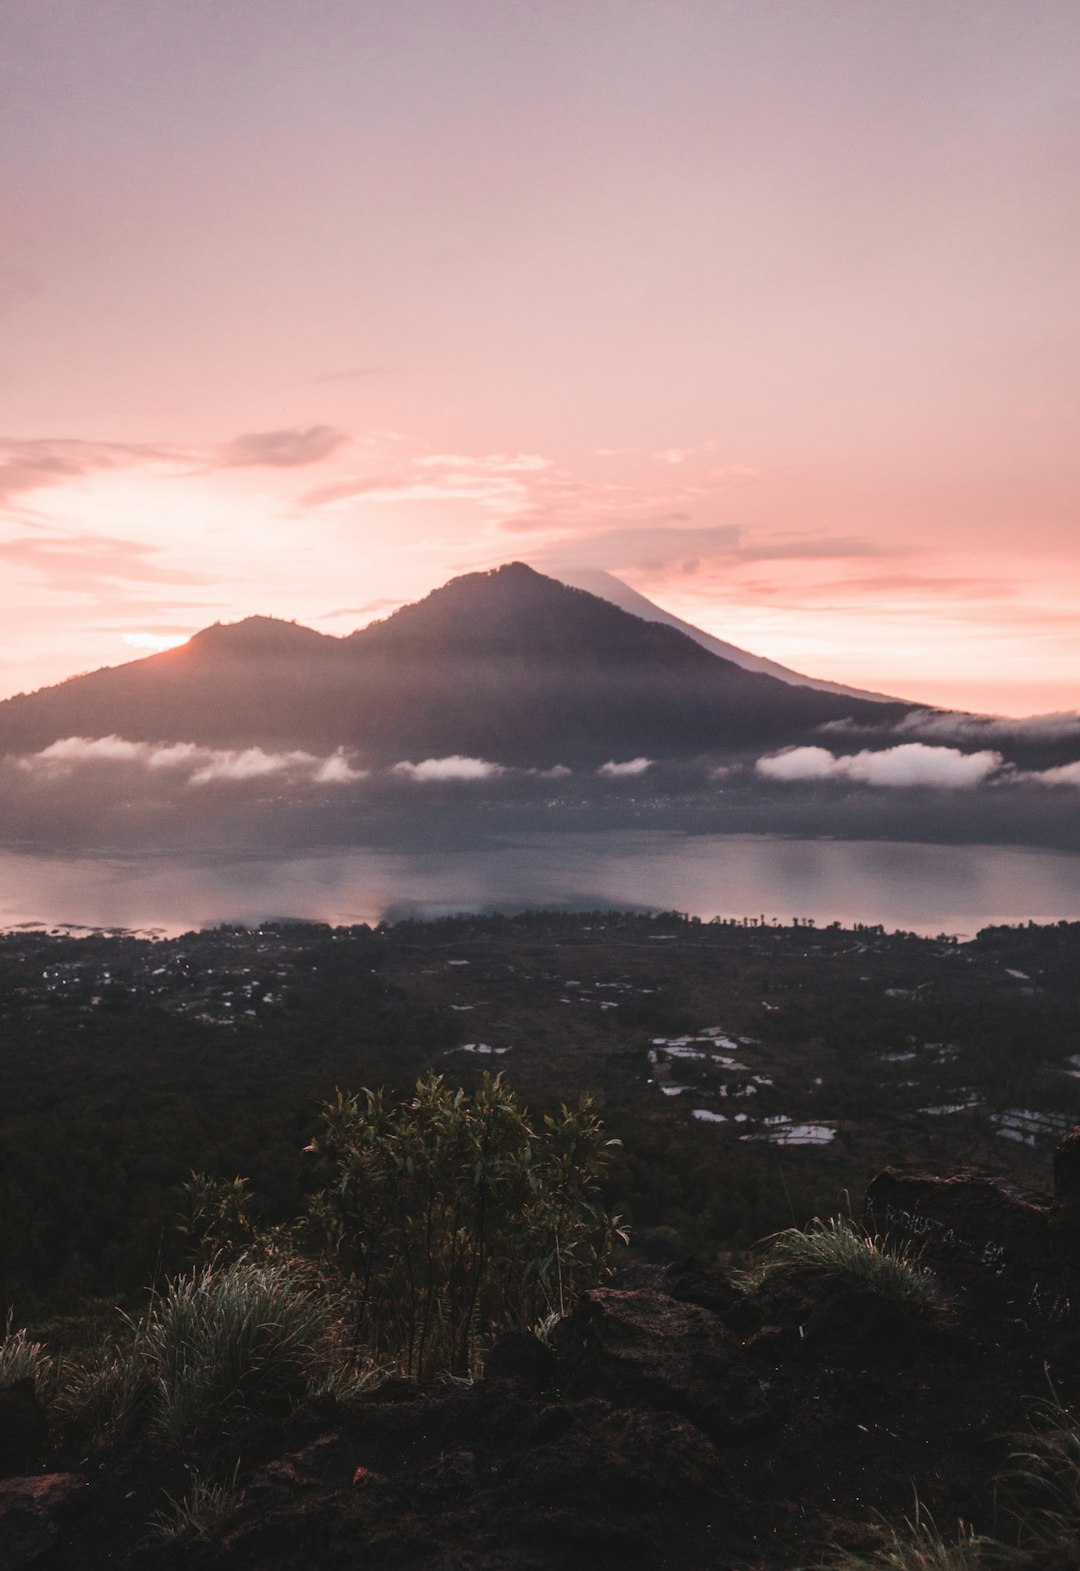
[
  {"left": 550, "top": 566, "right": 899, "bottom": 701},
  {"left": 0, "top": 564, "right": 911, "bottom": 766}
]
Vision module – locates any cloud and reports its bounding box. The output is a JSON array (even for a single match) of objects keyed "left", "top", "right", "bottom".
[
  {"left": 531, "top": 524, "right": 743, "bottom": 574},
  {"left": 16, "top": 736, "right": 367, "bottom": 788},
  {"left": 28, "top": 736, "right": 149, "bottom": 767},
  {"left": 598, "top": 757, "right": 653, "bottom": 777},
  {"left": 1016, "top": 761, "right": 1080, "bottom": 788},
  {"left": 302, "top": 452, "right": 553, "bottom": 514},
  {"left": 823, "top": 708, "right": 1080, "bottom": 744},
  {"left": 0, "top": 531, "right": 209, "bottom": 590},
  {"left": 756, "top": 743, "right": 1004, "bottom": 789},
  {"left": 187, "top": 747, "right": 321, "bottom": 785},
  {"left": 0, "top": 438, "right": 174, "bottom": 503},
  {"left": 393, "top": 755, "right": 505, "bottom": 781},
  {"left": 217, "top": 425, "right": 350, "bottom": 469},
  {"left": 414, "top": 453, "right": 553, "bottom": 473}
]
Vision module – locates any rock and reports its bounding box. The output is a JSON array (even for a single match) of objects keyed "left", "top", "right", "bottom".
[
  {"left": 0, "top": 1474, "right": 88, "bottom": 1570},
  {"left": 552, "top": 1288, "right": 772, "bottom": 1439},
  {"left": 0, "top": 1382, "right": 49, "bottom": 1478},
  {"left": 663, "top": 1255, "right": 743, "bottom": 1315},
  {"left": 865, "top": 1165, "right": 1049, "bottom": 1286},
  {"left": 482, "top": 1329, "right": 559, "bottom": 1395},
  {"left": 510, "top": 1401, "right": 727, "bottom": 1512}
]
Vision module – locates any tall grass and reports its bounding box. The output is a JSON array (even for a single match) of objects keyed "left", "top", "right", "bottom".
[
  {"left": 0, "top": 1311, "right": 54, "bottom": 1393},
  {"left": 1007, "top": 1394, "right": 1080, "bottom": 1550},
  {"left": 739, "top": 1215, "right": 948, "bottom": 1319},
  {"left": 826, "top": 1513, "right": 996, "bottom": 1571},
  {"left": 132, "top": 1253, "right": 336, "bottom": 1445},
  {"left": 58, "top": 1254, "right": 338, "bottom": 1450}
]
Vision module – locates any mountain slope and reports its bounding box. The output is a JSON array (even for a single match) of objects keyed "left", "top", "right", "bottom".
[
  {"left": 0, "top": 564, "right": 910, "bottom": 766},
  {"left": 550, "top": 566, "right": 900, "bottom": 701}
]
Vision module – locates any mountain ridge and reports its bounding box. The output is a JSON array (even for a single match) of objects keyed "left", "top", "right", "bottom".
[{"left": 0, "top": 564, "right": 911, "bottom": 766}]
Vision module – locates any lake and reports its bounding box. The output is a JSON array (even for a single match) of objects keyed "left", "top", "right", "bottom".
[{"left": 3, "top": 832, "right": 1080, "bottom": 936}]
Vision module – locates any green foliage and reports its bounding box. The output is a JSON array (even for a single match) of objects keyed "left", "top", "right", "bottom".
[
  {"left": 0, "top": 1311, "right": 54, "bottom": 1392},
  {"left": 306, "top": 1071, "right": 625, "bottom": 1375},
  {"left": 740, "top": 1215, "right": 949, "bottom": 1320},
  {"left": 177, "top": 1172, "right": 256, "bottom": 1262}
]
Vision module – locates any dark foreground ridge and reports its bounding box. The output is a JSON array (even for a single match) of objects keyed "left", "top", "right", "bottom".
[{"left": 5, "top": 1137, "right": 1080, "bottom": 1571}]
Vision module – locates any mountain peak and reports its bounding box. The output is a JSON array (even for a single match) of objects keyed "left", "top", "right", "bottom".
[
  {"left": 348, "top": 562, "right": 720, "bottom": 670},
  {"left": 186, "top": 616, "right": 334, "bottom": 658}
]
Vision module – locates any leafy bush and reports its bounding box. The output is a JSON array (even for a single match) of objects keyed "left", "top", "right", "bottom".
[
  {"left": 739, "top": 1215, "right": 948, "bottom": 1319},
  {"left": 306, "top": 1071, "right": 625, "bottom": 1375}
]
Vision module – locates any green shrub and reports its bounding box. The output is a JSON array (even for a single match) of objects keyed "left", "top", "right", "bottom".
[
  {"left": 739, "top": 1215, "right": 948, "bottom": 1319},
  {"left": 306, "top": 1071, "right": 625, "bottom": 1376}
]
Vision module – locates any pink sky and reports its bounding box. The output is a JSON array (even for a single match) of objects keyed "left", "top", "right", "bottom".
[{"left": 1, "top": 1, "right": 1077, "bottom": 715}]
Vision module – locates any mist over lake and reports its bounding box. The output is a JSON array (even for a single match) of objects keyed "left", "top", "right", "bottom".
[{"left": 4, "top": 831, "right": 1080, "bottom": 938}]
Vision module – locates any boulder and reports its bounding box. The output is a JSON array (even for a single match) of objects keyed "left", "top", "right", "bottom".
[
  {"left": 552, "top": 1288, "right": 771, "bottom": 1439},
  {"left": 0, "top": 1474, "right": 88, "bottom": 1570}
]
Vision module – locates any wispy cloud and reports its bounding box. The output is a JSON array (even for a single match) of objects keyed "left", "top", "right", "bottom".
[
  {"left": 0, "top": 531, "right": 210, "bottom": 590},
  {"left": 0, "top": 438, "right": 175, "bottom": 504},
  {"left": 414, "top": 453, "right": 553, "bottom": 473},
  {"left": 217, "top": 425, "right": 350, "bottom": 469},
  {"left": 823, "top": 708, "right": 1080, "bottom": 744}
]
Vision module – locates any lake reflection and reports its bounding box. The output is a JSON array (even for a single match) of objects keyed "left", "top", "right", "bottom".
[{"left": 2, "top": 833, "right": 1080, "bottom": 937}]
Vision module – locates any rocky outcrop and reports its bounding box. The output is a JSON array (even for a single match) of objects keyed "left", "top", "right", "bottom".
[
  {"left": 553, "top": 1287, "right": 772, "bottom": 1438},
  {"left": 866, "top": 1130, "right": 1080, "bottom": 1318}
]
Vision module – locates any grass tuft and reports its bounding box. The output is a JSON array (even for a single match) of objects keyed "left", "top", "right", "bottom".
[
  {"left": 133, "top": 1253, "right": 336, "bottom": 1445},
  {"left": 0, "top": 1311, "right": 54, "bottom": 1394},
  {"left": 1006, "top": 1394, "right": 1080, "bottom": 1549},
  {"left": 739, "top": 1215, "right": 949, "bottom": 1319},
  {"left": 148, "top": 1467, "right": 242, "bottom": 1542},
  {"left": 826, "top": 1507, "right": 999, "bottom": 1570}
]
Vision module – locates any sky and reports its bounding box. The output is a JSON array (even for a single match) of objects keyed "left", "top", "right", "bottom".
[{"left": 1, "top": 0, "right": 1078, "bottom": 715}]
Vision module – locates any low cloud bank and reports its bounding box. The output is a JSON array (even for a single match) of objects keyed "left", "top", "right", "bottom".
[
  {"left": 19, "top": 736, "right": 367, "bottom": 787},
  {"left": 757, "top": 743, "right": 1003, "bottom": 789},
  {"left": 823, "top": 709, "right": 1080, "bottom": 744},
  {"left": 393, "top": 756, "right": 505, "bottom": 782},
  {"left": 598, "top": 757, "right": 653, "bottom": 777},
  {"left": 393, "top": 756, "right": 572, "bottom": 782}
]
